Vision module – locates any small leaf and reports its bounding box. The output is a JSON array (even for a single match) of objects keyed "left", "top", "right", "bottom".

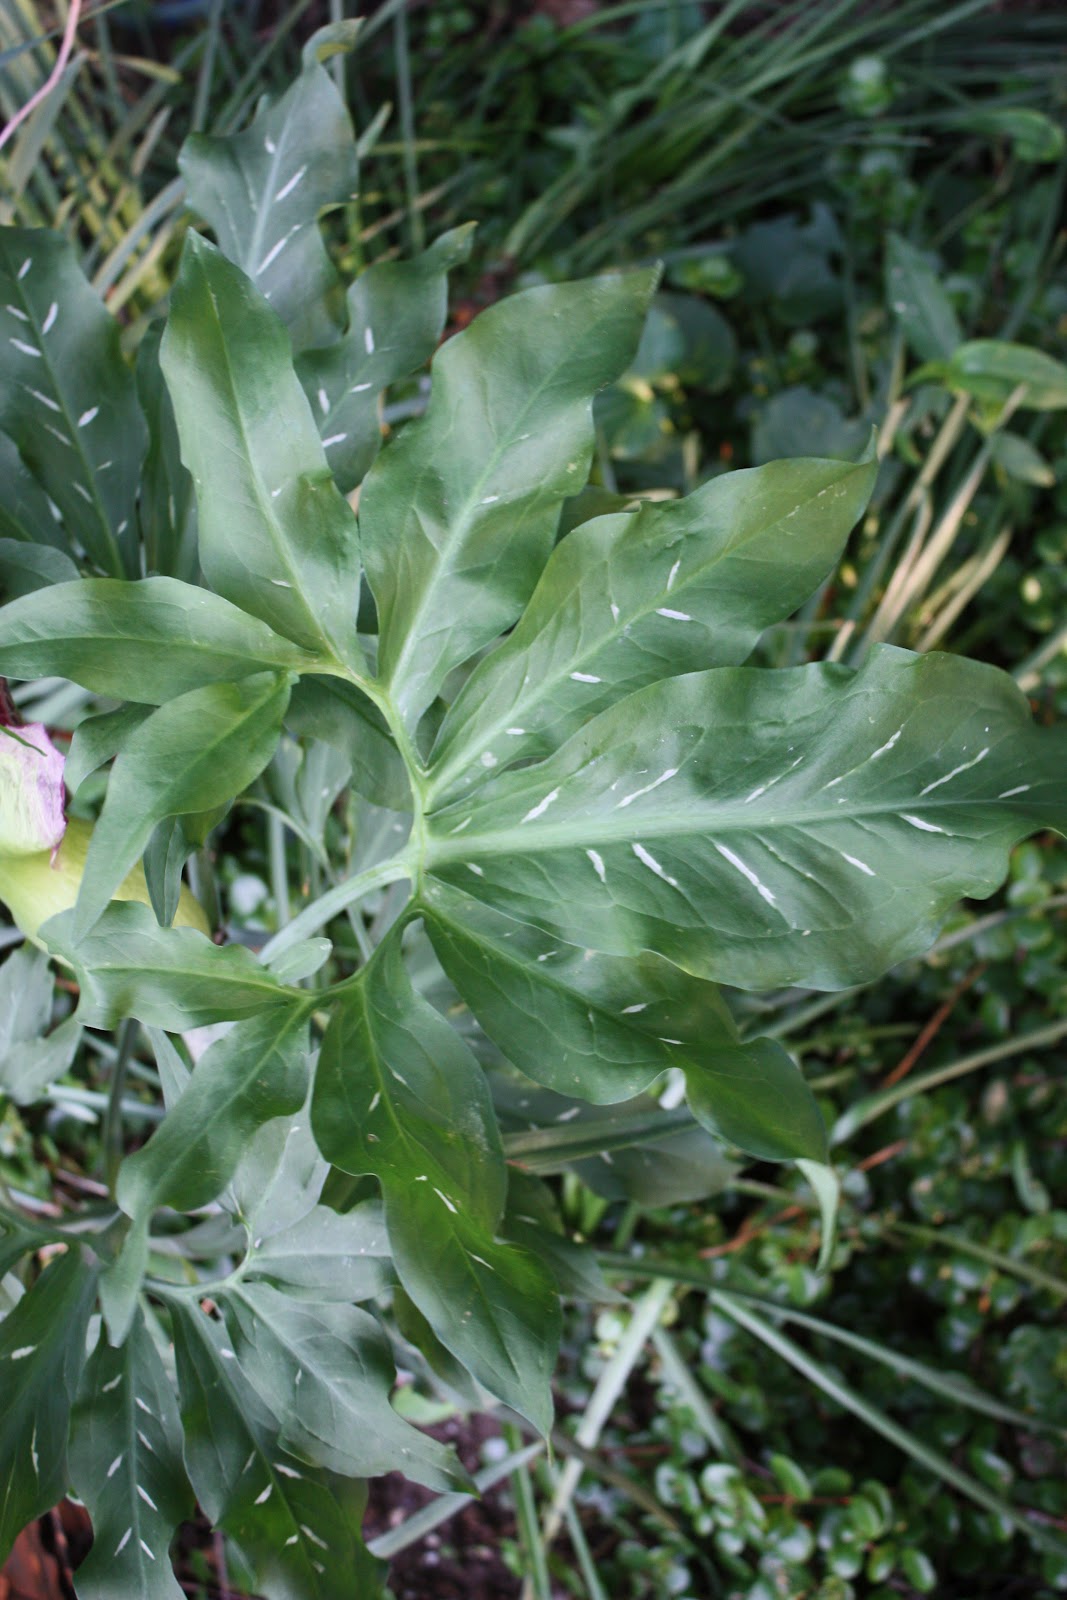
[
  {"left": 65, "top": 705, "right": 153, "bottom": 797},
  {"left": 45, "top": 900, "right": 297, "bottom": 1029},
  {"left": 312, "top": 934, "right": 560, "bottom": 1432},
  {"left": 69, "top": 1312, "right": 191, "bottom": 1600},
  {"left": 425, "top": 646, "right": 1067, "bottom": 991},
  {"left": 0, "top": 1248, "right": 96, "bottom": 1566},
  {"left": 940, "top": 340, "right": 1067, "bottom": 411},
  {"left": 297, "top": 224, "right": 475, "bottom": 492},
  {"left": 956, "top": 106, "right": 1066, "bottom": 163},
  {"left": 886, "top": 233, "right": 962, "bottom": 363},
  {"left": 286, "top": 676, "right": 411, "bottom": 810},
  {"left": 0, "top": 944, "right": 80, "bottom": 1102},
  {"left": 73, "top": 671, "right": 291, "bottom": 938},
  {"left": 360, "top": 268, "right": 657, "bottom": 730},
  {"left": 989, "top": 431, "right": 1056, "bottom": 487},
  {"left": 429, "top": 449, "right": 877, "bottom": 802},
  {"left": 161, "top": 234, "right": 363, "bottom": 663},
  {"left": 179, "top": 54, "right": 359, "bottom": 353},
  {"left": 0, "top": 577, "right": 316, "bottom": 703},
  {"left": 0, "top": 227, "right": 146, "bottom": 576}
]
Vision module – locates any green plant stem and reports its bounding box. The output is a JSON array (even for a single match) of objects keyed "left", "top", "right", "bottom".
[
  {"left": 393, "top": 4, "right": 423, "bottom": 254},
  {"left": 267, "top": 809, "right": 290, "bottom": 930},
  {"left": 257, "top": 854, "right": 414, "bottom": 965},
  {"left": 506, "top": 1421, "right": 552, "bottom": 1600},
  {"left": 888, "top": 1220, "right": 1067, "bottom": 1302},
  {"left": 104, "top": 1017, "right": 138, "bottom": 1192}
]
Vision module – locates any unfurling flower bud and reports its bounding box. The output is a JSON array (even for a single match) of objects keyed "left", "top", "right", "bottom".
[{"left": 0, "top": 721, "right": 67, "bottom": 856}]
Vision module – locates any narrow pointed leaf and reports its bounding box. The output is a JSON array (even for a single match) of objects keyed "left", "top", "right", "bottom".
[
  {"left": 69, "top": 1313, "right": 191, "bottom": 1600},
  {"left": 297, "top": 224, "right": 475, "bottom": 491},
  {"left": 429, "top": 450, "right": 877, "bottom": 800},
  {"left": 0, "top": 539, "right": 79, "bottom": 600},
  {"left": 161, "top": 235, "right": 362, "bottom": 662},
  {"left": 73, "top": 671, "right": 291, "bottom": 938},
  {"left": 360, "top": 269, "right": 656, "bottom": 729},
  {"left": 886, "top": 233, "right": 962, "bottom": 363},
  {"left": 179, "top": 56, "right": 359, "bottom": 353},
  {"left": 219, "top": 1280, "right": 467, "bottom": 1490},
  {"left": 425, "top": 646, "right": 1067, "bottom": 990},
  {"left": 172, "top": 1301, "right": 381, "bottom": 1600},
  {"left": 0, "top": 433, "right": 66, "bottom": 550},
  {"left": 65, "top": 705, "right": 153, "bottom": 796},
  {"left": 940, "top": 339, "right": 1067, "bottom": 411},
  {"left": 0, "top": 228, "right": 146, "bottom": 576},
  {"left": 45, "top": 901, "right": 297, "bottom": 1029},
  {"left": 0, "top": 1249, "right": 96, "bottom": 1565},
  {"left": 0, "top": 944, "right": 81, "bottom": 1104},
  {"left": 312, "top": 936, "right": 559, "bottom": 1432},
  {"left": 0, "top": 578, "right": 316, "bottom": 703},
  {"left": 423, "top": 883, "right": 825, "bottom": 1161},
  {"left": 136, "top": 326, "right": 198, "bottom": 582}
]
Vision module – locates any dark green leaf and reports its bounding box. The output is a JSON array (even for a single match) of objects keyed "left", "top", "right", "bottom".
[
  {"left": 161, "top": 235, "right": 362, "bottom": 662},
  {"left": 179, "top": 56, "right": 359, "bottom": 354},
  {"left": 245, "top": 1201, "right": 393, "bottom": 1302},
  {"left": 69, "top": 1312, "right": 191, "bottom": 1600},
  {"left": 136, "top": 326, "right": 198, "bottom": 583},
  {"left": 0, "top": 435, "right": 67, "bottom": 551},
  {"left": 286, "top": 676, "right": 411, "bottom": 810},
  {"left": 940, "top": 340, "right": 1067, "bottom": 411},
  {"left": 0, "top": 1249, "right": 96, "bottom": 1565},
  {"left": 886, "top": 233, "right": 962, "bottom": 363},
  {"left": 0, "top": 578, "right": 314, "bottom": 703},
  {"left": 360, "top": 269, "right": 656, "bottom": 730},
  {"left": 0, "top": 228, "right": 146, "bottom": 576},
  {"left": 0, "top": 538, "right": 79, "bottom": 601},
  {"left": 65, "top": 706, "right": 153, "bottom": 797}
]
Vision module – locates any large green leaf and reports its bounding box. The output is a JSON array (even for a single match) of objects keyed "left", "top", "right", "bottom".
[
  {"left": 72, "top": 671, "right": 291, "bottom": 938},
  {"left": 161, "top": 235, "right": 362, "bottom": 663},
  {"left": 285, "top": 676, "right": 411, "bottom": 810},
  {"left": 0, "top": 1248, "right": 96, "bottom": 1565},
  {"left": 179, "top": 50, "right": 359, "bottom": 354},
  {"left": 297, "top": 225, "right": 475, "bottom": 493},
  {"left": 45, "top": 901, "right": 298, "bottom": 1029},
  {"left": 69, "top": 1312, "right": 191, "bottom": 1600},
  {"left": 0, "top": 228, "right": 146, "bottom": 577},
  {"left": 172, "top": 1301, "right": 384, "bottom": 1600},
  {"left": 217, "top": 1279, "right": 467, "bottom": 1491},
  {"left": 244, "top": 1201, "right": 393, "bottom": 1304},
  {"left": 0, "top": 944, "right": 80, "bottom": 1103},
  {"left": 885, "top": 233, "right": 962, "bottom": 364},
  {"left": 136, "top": 326, "right": 198, "bottom": 582},
  {"left": 422, "top": 883, "right": 826, "bottom": 1161},
  {"left": 0, "top": 433, "right": 66, "bottom": 550},
  {"left": 311, "top": 936, "right": 559, "bottom": 1432},
  {"left": 428, "top": 450, "right": 877, "bottom": 802},
  {"left": 423, "top": 646, "right": 1067, "bottom": 991},
  {"left": 359, "top": 270, "right": 656, "bottom": 730},
  {"left": 0, "top": 578, "right": 316, "bottom": 702}
]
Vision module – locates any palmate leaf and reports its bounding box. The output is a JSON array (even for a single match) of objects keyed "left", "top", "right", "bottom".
[
  {"left": 427, "top": 450, "right": 878, "bottom": 802},
  {"left": 0, "top": 228, "right": 146, "bottom": 577},
  {"left": 359, "top": 269, "right": 657, "bottom": 730},
  {"left": 311, "top": 935, "right": 560, "bottom": 1433},
  {"left": 179, "top": 40, "right": 359, "bottom": 355},
  {"left": 161, "top": 235, "right": 362, "bottom": 665},
  {"left": 422, "top": 646, "right": 1067, "bottom": 992},
  {"left": 0, "top": 1249, "right": 97, "bottom": 1565},
  {"left": 297, "top": 224, "right": 476, "bottom": 493},
  {"left": 171, "top": 1301, "right": 386, "bottom": 1600},
  {"left": 68, "top": 1312, "right": 191, "bottom": 1600}
]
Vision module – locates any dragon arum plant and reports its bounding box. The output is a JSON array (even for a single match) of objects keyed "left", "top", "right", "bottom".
[{"left": 0, "top": 31, "right": 1065, "bottom": 1596}]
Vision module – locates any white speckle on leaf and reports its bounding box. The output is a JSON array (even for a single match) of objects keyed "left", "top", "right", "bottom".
[
  {"left": 999, "top": 785, "right": 1030, "bottom": 799},
  {"left": 610, "top": 602, "right": 620, "bottom": 622},
  {"left": 10, "top": 1346, "right": 34, "bottom": 1360},
  {"left": 901, "top": 813, "right": 947, "bottom": 834},
  {"left": 368, "top": 1091, "right": 381, "bottom": 1113},
  {"left": 219, "top": 1350, "right": 235, "bottom": 1361},
  {"left": 506, "top": 727, "right": 525, "bottom": 736},
  {"left": 269, "top": 578, "right": 292, "bottom": 588},
  {"left": 667, "top": 559, "right": 681, "bottom": 590},
  {"left": 317, "top": 387, "right": 329, "bottom": 414},
  {"left": 480, "top": 751, "right": 498, "bottom": 768},
  {"left": 434, "top": 1187, "right": 459, "bottom": 1214},
  {"left": 137, "top": 1485, "right": 158, "bottom": 1511},
  {"left": 466, "top": 862, "right": 484, "bottom": 876},
  {"left": 275, "top": 1463, "right": 302, "bottom": 1479},
  {"left": 256, "top": 233, "right": 293, "bottom": 275},
  {"left": 5, "top": 304, "right": 28, "bottom": 321},
  {"left": 621, "top": 1002, "right": 648, "bottom": 1014},
  {"left": 586, "top": 848, "right": 607, "bottom": 883},
  {"left": 521, "top": 787, "right": 560, "bottom": 823},
  {"left": 285, "top": 1535, "right": 299, "bottom": 1547},
  {"left": 536, "top": 950, "right": 557, "bottom": 961},
  {"left": 617, "top": 768, "right": 678, "bottom": 808},
  {"left": 350, "top": 381, "right": 373, "bottom": 393},
  {"left": 840, "top": 851, "right": 876, "bottom": 877},
  {"left": 274, "top": 164, "right": 308, "bottom": 203},
  {"left": 17, "top": 259, "right": 31, "bottom": 279},
  {"left": 714, "top": 844, "right": 777, "bottom": 905},
  {"left": 870, "top": 727, "right": 903, "bottom": 760},
  {"left": 102, "top": 1374, "right": 122, "bottom": 1393},
  {"left": 449, "top": 816, "right": 472, "bottom": 834},
  {"left": 919, "top": 747, "right": 990, "bottom": 796},
  {"left": 255, "top": 1484, "right": 273, "bottom": 1505},
  {"left": 41, "top": 302, "right": 57, "bottom": 334},
  {"left": 107, "top": 1455, "right": 123, "bottom": 1478},
  {"left": 322, "top": 432, "right": 347, "bottom": 447},
  {"left": 42, "top": 422, "right": 71, "bottom": 448},
  {"left": 9, "top": 337, "right": 41, "bottom": 358},
  {"left": 364, "top": 326, "right": 375, "bottom": 354},
  {"left": 264, "top": 136, "right": 276, "bottom": 153},
  {"left": 139, "top": 1541, "right": 155, "bottom": 1560},
  {"left": 556, "top": 1106, "right": 581, "bottom": 1121},
  {"left": 481, "top": 494, "right": 500, "bottom": 504},
  {"left": 632, "top": 842, "right": 679, "bottom": 887},
  {"left": 657, "top": 608, "right": 693, "bottom": 622},
  {"left": 570, "top": 671, "right": 601, "bottom": 683},
  {"left": 27, "top": 387, "right": 59, "bottom": 413},
  {"left": 115, "top": 1530, "right": 132, "bottom": 1557}
]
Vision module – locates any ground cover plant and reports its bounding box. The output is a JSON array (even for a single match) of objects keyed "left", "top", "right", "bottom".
[{"left": 2, "top": 6, "right": 1067, "bottom": 1598}]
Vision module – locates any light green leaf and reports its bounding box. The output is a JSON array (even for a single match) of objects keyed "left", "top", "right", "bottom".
[
  {"left": 0, "top": 1248, "right": 96, "bottom": 1566},
  {"left": 179, "top": 54, "right": 359, "bottom": 354},
  {"left": 69, "top": 1312, "right": 191, "bottom": 1600},
  {"left": 796, "top": 1158, "right": 839, "bottom": 1273},
  {"left": 73, "top": 671, "right": 291, "bottom": 938},
  {"left": 218, "top": 1279, "right": 469, "bottom": 1490},
  {"left": 423, "top": 883, "right": 825, "bottom": 1161},
  {"left": 940, "top": 340, "right": 1067, "bottom": 411},
  {"left": 428, "top": 450, "right": 877, "bottom": 802},
  {"left": 360, "top": 269, "right": 656, "bottom": 730},
  {"left": 161, "top": 234, "right": 362, "bottom": 663},
  {"left": 245, "top": 1200, "right": 393, "bottom": 1303},
  {"left": 0, "top": 944, "right": 81, "bottom": 1103},
  {"left": 45, "top": 901, "right": 298, "bottom": 1030},
  {"left": 172, "top": 1300, "right": 383, "bottom": 1600},
  {"left": 0, "top": 227, "right": 146, "bottom": 577},
  {"left": 297, "top": 224, "right": 475, "bottom": 492},
  {"left": 989, "top": 430, "right": 1056, "bottom": 487},
  {"left": 424, "top": 646, "right": 1067, "bottom": 991},
  {"left": 886, "top": 233, "right": 962, "bottom": 363},
  {"left": 0, "top": 578, "right": 316, "bottom": 703},
  {"left": 311, "top": 935, "right": 559, "bottom": 1432}
]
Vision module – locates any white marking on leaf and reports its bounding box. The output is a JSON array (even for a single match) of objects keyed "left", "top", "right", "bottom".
[
  {"left": 840, "top": 851, "right": 876, "bottom": 877},
  {"left": 610, "top": 602, "right": 620, "bottom": 622},
  {"left": 102, "top": 1373, "right": 122, "bottom": 1393},
  {"left": 901, "top": 813, "right": 947, "bottom": 834},
  {"left": 322, "top": 432, "right": 347, "bottom": 447},
  {"left": 269, "top": 578, "right": 292, "bottom": 588},
  {"left": 470, "top": 1254, "right": 494, "bottom": 1270},
  {"left": 10, "top": 337, "right": 41, "bottom": 358},
  {"left": 75, "top": 406, "right": 98, "bottom": 425},
  {"left": 617, "top": 768, "right": 678, "bottom": 807},
  {"left": 135, "top": 1396, "right": 152, "bottom": 1414},
  {"left": 137, "top": 1485, "right": 158, "bottom": 1510},
  {"left": 219, "top": 1349, "right": 235, "bottom": 1360},
  {"left": 480, "top": 751, "right": 498, "bottom": 767},
  {"left": 506, "top": 727, "right": 525, "bottom": 736},
  {"left": 302, "top": 1525, "right": 330, "bottom": 1550},
  {"left": 521, "top": 787, "right": 560, "bottom": 823},
  {"left": 5, "top": 304, "right": 28, "bottom": 321},
  {"left": 586, "top": 848, "right": 607, "bottom": 883},
  {"left": 17, "top": 259, "right": 31, "bottom": 279},
  {"left": 317, "top": 387, "right": 329, "bottom": 414},
  {"left": 919, "top": 747, "right": 990, "bottom": 795},
  {"left": 466, "top": 862, "right": 484, "bottom": 876},
  {"left": 667, "top": 559, "right": 681, "bottom": 590},
  {"left": 433, "top": 1187, "right": 459, "bottom": 1214},
  {"left": 556, "top": 1106, "right": 581, "bottom": 1121},
  {"left": 256, "top": 230, "right": 297, "bottom": 276},
  {"left": 998, "top": 785, "right": 1030, "bottom": 799},
  {"left": 10, "top": 1346, "right": 34, "bottom": 1360},
  {"left": 42, "top": 302, "right": 57, "bottom": 334},
  {"left": 632, "top": 842, "right": 679, "bottom": 887},
  {"left": 107, "top": 1455, "right": 123, "bottom": 1478},
  {"left": 570, "top": 671, "right": 601, "bottom": 683},
  {"left": 714, "top": 844, "right": 777, "bottom": 905},
  {"left": 264, "top": 136, "right": 276, "bottom": 153},
  {"left": 255, "top": 1484, "right": 273, "bottom": 1505},
  {"left": 869, "top": 727, "right": 903, "bottom": 760},
  {"left": 139, "top": 1540, "right": 155, "bottom": 1560},
  {"left": 350, "top": 381, "right": 373, "bottom": 393},
  {"left": 285, "top": 1535, "right": 299, "bottom": 1547},
  {"left": 449, "top": 816, "right": 472, "bottom": 834},
  {"left": 115, "top": 1530, "right": 132, "bottom": 1557},
  {"left": 43, "top": 422, "right": 71, "bottom": 447},
  {"left": 368, "top": 1091, "right": 381, "bottom": 1113},
  {"left": 657, "top": 608, "right": 693, "bottom": 622},
  {"left": 621, "top": 1003, "right": 648, "bottom": 1014},
  {"left": 73, "top": 482, "right": 93, "bottom": 503},
  {"left": 364, "top": 327, "right": 375, "bottom": 354},
  {"left": 136, "top": 1429, "right": 152, "bottom": 1449},
  {"left": 274, "top": 164, "right": 308, "bottom": 202},
  {"left": 275, "top": 1463, "right": 302, "bottom": 1479},
  {"left": 481, "top": 494, "right": 500, "bottom": 504}
]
